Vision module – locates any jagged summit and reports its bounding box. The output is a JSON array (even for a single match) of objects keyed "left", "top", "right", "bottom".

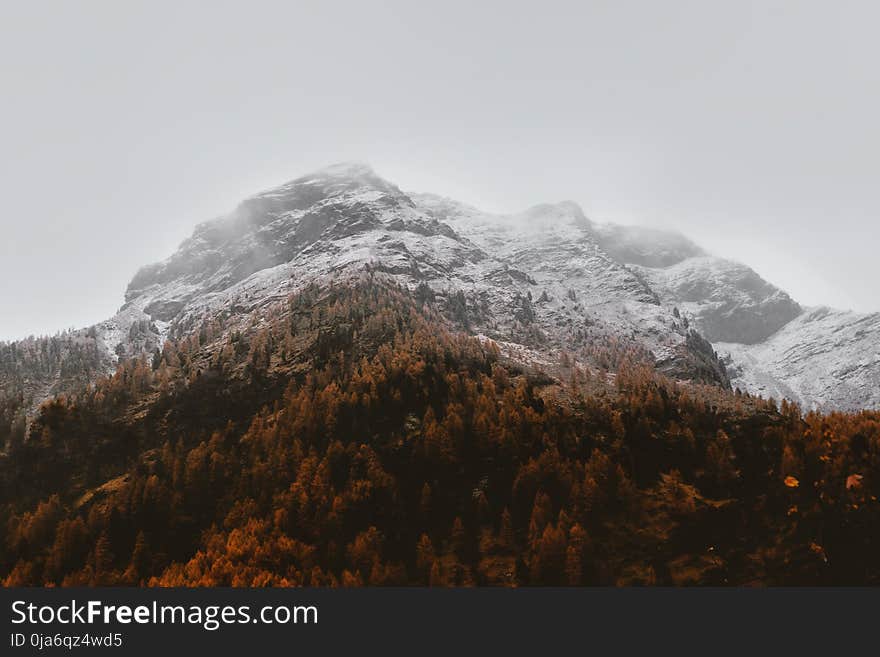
[
  {"left": 254, "top": 161, "right": 400, "bottom": 197},
  {"left": 242, "top": 161, "right": 412, "bottom": 213},
  {"left": 124, "top": 163, "right": 421, "bottom": 307},
  {"left": 254, "top": 161, "right": 381, "bottom": 190}
]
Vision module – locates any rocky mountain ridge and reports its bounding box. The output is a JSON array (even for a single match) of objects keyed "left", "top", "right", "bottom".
[{"left": 2, "top": 162, "right": 877, "bottom": 412}]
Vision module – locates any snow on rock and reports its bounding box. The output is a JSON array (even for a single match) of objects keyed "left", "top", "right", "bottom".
[
  {"left": 632, "top": 256, "right": 802, "bottom": 345},
  {"left": 106, "top": 165, "right": 727, "bottom": 389},
  {"left": 717, "top": 308, "right": 880, "bottom": 411},
  {"left": 16, "top": 161, "right": 877, "bottom": 411}
]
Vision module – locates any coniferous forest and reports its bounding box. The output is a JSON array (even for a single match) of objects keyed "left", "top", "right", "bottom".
[{"left": 1, "top": 277, "right": 879, "bottom": 586}]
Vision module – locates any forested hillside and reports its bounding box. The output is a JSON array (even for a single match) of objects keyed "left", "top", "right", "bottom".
[
  {"left": 0, "top": 330, "right": 107, "bottom": 443},
  {"left": 1, "top": 278, "right": 878, "bottom": 586}
]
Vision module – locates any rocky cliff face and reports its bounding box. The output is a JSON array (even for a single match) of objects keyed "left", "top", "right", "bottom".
[
  {"left": 3, "top": 162, "right": 878, "bottom": 411},
  {"left": 634, "top": 256, "right": 803, "bottom": 345}
]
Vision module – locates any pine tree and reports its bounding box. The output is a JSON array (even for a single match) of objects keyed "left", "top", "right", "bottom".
[
  {"left": 429, "top": 560, "right": 444, "bottom": 587},
  {"left": 94, "top": 532, "right": 115, "bottom": 582},
  {"left": 450, "top": 517, "right": 466, "bottom": 561},
  {"left": 416, "top": 534, "right": 435, "bottom": 576}
]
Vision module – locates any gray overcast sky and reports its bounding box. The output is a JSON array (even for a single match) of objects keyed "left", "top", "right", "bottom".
[{"left": 1, "top": 0, "right": 878, "bottom": 341}]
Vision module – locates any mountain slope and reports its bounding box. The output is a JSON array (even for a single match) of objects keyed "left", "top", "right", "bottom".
[
  {"left": 4, "top": 279, "right": 880, "bottom": 587},
  {"left": 717, "top": 307, "right": 880, "bottom": 410}
]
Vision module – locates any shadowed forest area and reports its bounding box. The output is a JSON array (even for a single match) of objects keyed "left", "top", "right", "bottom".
[{"left": 1, "top": 278, "right": 879, "bottom": 586}]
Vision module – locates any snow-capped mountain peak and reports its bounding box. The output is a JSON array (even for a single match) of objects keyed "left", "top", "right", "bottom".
[
  {"left": 109, "top": 164, "right": 731, "bottom": 389},
  {"left": 5, "top": 162, "right": 878, "bottom": 413}
]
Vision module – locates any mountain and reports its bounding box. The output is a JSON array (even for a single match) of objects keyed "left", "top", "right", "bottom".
[
  {"left": 3, "top": 162, "right": 880, "bottom": 588},
  {"left": 1, "top": 162, "right": 877, "bottom": 418},
  {"left": 18, "top": 162, "right": 728, "bottom": 400}
]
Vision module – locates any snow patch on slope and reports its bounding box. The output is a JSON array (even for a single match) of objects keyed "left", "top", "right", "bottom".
[{"left": 717, "top": 307, "right": 880, "bottom": 411}]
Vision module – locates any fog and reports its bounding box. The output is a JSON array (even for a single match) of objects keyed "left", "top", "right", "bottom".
[{"left": 1, "top": 0, "right": 878, "bottom": 341}]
